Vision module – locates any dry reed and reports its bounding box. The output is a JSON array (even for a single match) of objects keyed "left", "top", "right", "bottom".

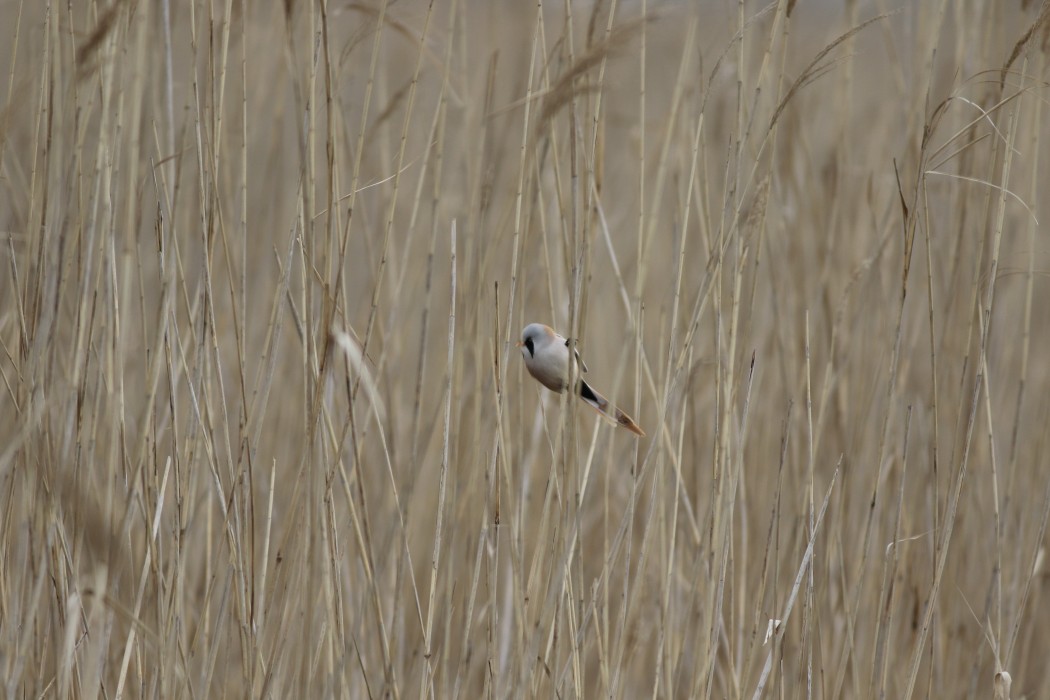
[{"left": 1, "top": 1, "right": 1049, "bottom": 697}]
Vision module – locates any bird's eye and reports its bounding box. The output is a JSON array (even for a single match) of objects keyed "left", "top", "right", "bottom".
[{"left": 524, "top": 338, "right": 534, "bottom": 357}]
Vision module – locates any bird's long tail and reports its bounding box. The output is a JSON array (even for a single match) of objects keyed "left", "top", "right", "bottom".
[{"left": 578, "top": 380, "right": 646, "bottom": 437}]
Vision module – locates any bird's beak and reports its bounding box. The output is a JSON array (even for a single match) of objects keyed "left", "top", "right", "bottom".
[{"left": 515, "top": 341, "right": 523, "bottom": 347}]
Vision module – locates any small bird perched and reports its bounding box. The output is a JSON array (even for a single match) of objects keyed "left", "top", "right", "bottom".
[{"left": 517, "top": 323, "right": 645, "bottom": 437}]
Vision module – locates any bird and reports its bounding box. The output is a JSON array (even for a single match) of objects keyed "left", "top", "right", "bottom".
[{"left": 517, "top": 323, "right": 645, "bottom": 437}]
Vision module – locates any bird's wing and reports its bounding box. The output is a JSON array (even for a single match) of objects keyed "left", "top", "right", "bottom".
[{"left": 563, "top": 337, "right": 588, "bottom": 373}]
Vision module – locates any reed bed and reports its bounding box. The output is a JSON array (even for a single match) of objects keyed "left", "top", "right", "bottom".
[{"left": 2, "top": 0, "right": 1050, "bottom": 697}]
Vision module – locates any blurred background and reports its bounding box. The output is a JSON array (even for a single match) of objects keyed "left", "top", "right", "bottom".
[{"left": 1, "top": 1, "right": 1048, "bottom": 697}]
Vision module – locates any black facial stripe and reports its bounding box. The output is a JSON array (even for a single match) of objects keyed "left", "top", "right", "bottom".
[{"left": 524, "top": 337, "right": 535, "bottom": 357}]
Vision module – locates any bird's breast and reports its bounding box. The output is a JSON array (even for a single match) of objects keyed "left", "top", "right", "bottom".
[{"left": 524, "top": 359, "right": 569, "bottom": 392}]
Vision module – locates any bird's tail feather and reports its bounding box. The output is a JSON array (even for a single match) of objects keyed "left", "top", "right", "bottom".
[{"left": 578, "top": 380, "right": 646, "bottom": 437}]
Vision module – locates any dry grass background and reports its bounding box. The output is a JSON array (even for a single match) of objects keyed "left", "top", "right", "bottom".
[{"left": 2, "top": 0, "right": 1050, "bottom": 697}]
